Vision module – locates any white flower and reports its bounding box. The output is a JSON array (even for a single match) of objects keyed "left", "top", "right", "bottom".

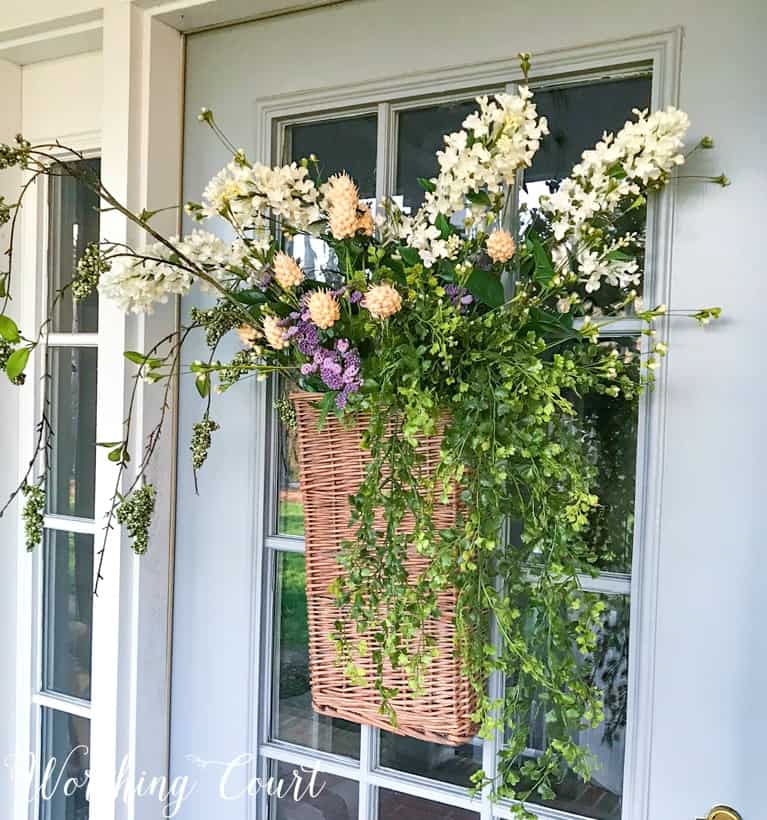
[
  {"left": 201, "top": 159, "right": 320, "bottom": 230},
  {"left": 99, "top": 244, "right": 193, "bottom": 314},
  {"left": 539, "top": 106, "right": 689, "bottom": 293},
  {"left": 404, "top": 87, "right": 548, "bottom": 266}
]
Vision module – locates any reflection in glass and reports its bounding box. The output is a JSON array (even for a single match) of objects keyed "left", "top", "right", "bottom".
[
  {"left": 40, "top": 708, "right": 90, "bottom": 820},
  {"left": 395, "top": 99, "right": 480, "bottom": 213},
  {"left": 43, "top": 530, "right": 93, "bottom": 700},
  {"left": 277, "top": 420, "right": 304, "bottom": 536},
  {"left": 288, "top": 115, "right": 377, "bottom": 281},
  {"left": 272, "top": 762, "right": 358, "bottom": 820},
  {"left": 48, "top": 159, "right": 101, "bottom": 334},
  {"left": 379, "top": 731, "right": 482, "bottom": 788},
  {"left": 378, "top": 789, "right": 479, "bottom": 820},
  {"left": 514, "top": 596, "right": 629, "bottom": 820},
  {"left": 580, "top": 358, "right": 639, "bottom": 574},
  {"left": 272, "top": 553, "right": 360, "bottom": 758},
  {"left": 47, "top": 347, "right": 98, "bottom": 518},
  {"left": 523, "top": 76, "right": 652, "bottom": 307}
]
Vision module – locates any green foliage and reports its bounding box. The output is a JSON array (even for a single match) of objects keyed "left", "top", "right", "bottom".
[
  {"left": 116, "top": 484, "right": 156, "bottom": 555},
  {"left": 21, "top": 481, "right": 45, "bottom": 551}
]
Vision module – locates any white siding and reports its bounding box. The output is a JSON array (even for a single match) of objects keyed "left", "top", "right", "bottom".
[{"left": 0, "top": 55, "right": 22, "bottom": 820}]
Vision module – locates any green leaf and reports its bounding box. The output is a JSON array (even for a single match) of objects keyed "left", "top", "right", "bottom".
[
  {"left": 525, "top": 307, "right": 576, "bottom": 341},
  {"left": 417, "top": 177, "right": 436, "bottom": 193},
  {"left": 435, "top": 213, "right": 453, "bottom": 240},
  {"left": 0, "top": 276, "right": 6, "bottom": 298},
  {"left": 0, "top": 315, "right": 19, "bottom": 343},
  {"left": 231, "top": 289, "right": 267, "bottom": 305},
  {"left": 530, "top": 236, "right": 556, "bottom": 286},
  {"left": 195, "top": 372, "right": 210, "bottom": 398},
  {"left": 124, "top": 350, "right": 148, "bottom": 365},
  {"left": 399, "top": 247, "right": 420, "bottom": 268},
  {"left": 604, "top": 249, "right": 634, "bottom": 262},
  {"left": 314, "top": 391, "right": 336, "bottom": 431},
  {"left": 466, "top": 268, "right": 505, "bottom": 308},
  {"left": 438, "top": 259, "right": 456, "bottom": 283},
  {"left": 107, "top": 446, "right": 123, "bottom": 463},
  {"left": 466, "top": 190, "right": 492, "bottom": 208},
  {"left": 6, "top": 347, "right": 30, "bottom": 381},
  {"left": 97, "top": 440, "right": 123, "bottom": 448}
]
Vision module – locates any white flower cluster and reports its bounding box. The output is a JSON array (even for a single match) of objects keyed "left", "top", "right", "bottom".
[
  {"left": 99, "top": 245, "right": 194, "bottom": 314},
  {"left": 407, "top": 88, "right": 548, "bottom": 267},
  {"left": 540, "top": 106, "right": 689, "bottom": 291},
  {"left": 201, "top": 160, "right": 321, "bottom": 230},
  {"left": 99, "top": 230, "right": 248, "bottom": 313}
]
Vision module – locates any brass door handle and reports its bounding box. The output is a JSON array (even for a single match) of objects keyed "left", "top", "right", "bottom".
[{"left": 699, "top": 806, "right": 742, "bottom": 820}]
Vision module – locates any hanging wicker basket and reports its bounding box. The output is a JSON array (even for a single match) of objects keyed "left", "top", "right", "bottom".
[{"left": 291, "top": 392, "right": 477, "bottom": 746}]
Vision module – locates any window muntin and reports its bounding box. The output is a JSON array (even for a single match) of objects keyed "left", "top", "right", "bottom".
[{"left": 262, "top": 69, "right": 652, "bottom": 820}]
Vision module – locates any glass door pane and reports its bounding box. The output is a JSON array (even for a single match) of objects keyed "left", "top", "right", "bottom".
[
  {"left": 47, "top": 159, "right": 101, "bottom": 334},
  {"left": 271, "top": 552, "right": 361, "bottom": 758},
  {"left": 39, "top": 708, "right": 90, "bottom": 820},
  {"left": 47, "top": 346, "right": 98, "bottom": 518},
  {"left": 43, "top": 530, "right": 94, "bottom": 700},
  {"left": 271, "top": 761, "right": 359, "bottom": 820},
  {"left": 378, "top": 789, "right": 478, "bottom": 820}
]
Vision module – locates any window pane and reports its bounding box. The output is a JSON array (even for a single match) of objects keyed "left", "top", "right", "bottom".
[
  {"left": 523, "top": 76, "right": 652, "bottom": 306},
  {"left": 379, "top": 732, "right": 482, "bottom": 788},
  {"left": 581, "top": 373, "right": 639, "bottom": 574},
  {"left": 272, "top": 762, "right": 358, "bottom": 820},
  {"left": 39, "top": 708, "right": 90, "bottom": 820},
  {"left": 289, "top": 114, "right": 377, "bottom": 198},
  {"left": 43, "top": 530, "right": 93, "bottom": 700},
  {"left": 395, "top": 99, "right": 480, "bottom": 214},
  {"left": 48, "top": 159, "right": 101, "bottom": 334},
  {"left": 272, "top": 552, "right": 361, "bottom": 758},
  {"left": 47, "top": 347, "right": 98, "bottom": 518},
  {"left": 288, "top": 114, "right": 377, "bottom": 283},
  {"left": 511, "top": 595, "right": 629, "bottom": 820},
  {"left": 277, "top": 421, "right": 304, "bottom": 537},
  {"left": 378, "top": 789, "right": 478, "bottom": 820}
]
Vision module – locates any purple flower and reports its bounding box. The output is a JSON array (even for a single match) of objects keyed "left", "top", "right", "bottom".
[
  {"left": 296, "top": 321, "right": 320, "bottom": 356},
  {"left": 350, "top": 290, "right": 363, "bottom": 304},
  {"left": 300, "top": 362, "right": 317, "bottom": 375},
  {"left": 336, "top": 338, "right": 350, "bottom": 354}
]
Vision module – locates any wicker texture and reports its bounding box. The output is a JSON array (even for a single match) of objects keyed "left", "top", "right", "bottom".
[{"left": 292, "top": 392, "right": 477, "bottom": 746}]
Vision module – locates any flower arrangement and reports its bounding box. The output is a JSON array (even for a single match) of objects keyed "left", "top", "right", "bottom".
[{"left": 0, "top": 56, "right": 725, "bottom": 813}]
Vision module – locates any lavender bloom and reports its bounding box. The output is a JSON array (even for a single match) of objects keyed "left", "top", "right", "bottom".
[
  {"left": 445, "top": 284, "right": 473, "bottom": 313},
  {"left": 350, "top": 290, "right": 363, "bottom": 304},
  {"left": 336, "top": 338, "right": 350, "bottom": 354},
  {"left": 300, "top": 362, "right": 317, "bottom": 375}
]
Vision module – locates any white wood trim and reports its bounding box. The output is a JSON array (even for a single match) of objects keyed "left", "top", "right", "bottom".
[
  {"left": 89, "top": 9, "right": 184, "bottom": 820},
  {"left": 46, "top": 332, "right": 100, "bottom": 348},
  {"left": 621, "top": 26, "right": 683, "bottom": 820},
  {"left": 13, "top": 173, "right": 46, "bottom": 820},
  {"left": 255, "top": 29, "right": 678, "bottom": 162},
  {"left": 31, "top": 693, "right": 92, "bottom": 721},
  {"left": 42, "top": 515, "right": 97, "bottom": 535}
]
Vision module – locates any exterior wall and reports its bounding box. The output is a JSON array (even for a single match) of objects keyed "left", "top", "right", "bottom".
[
  {"left": 21, "top": 51, "right": 103, "bottom": 138},
  {"left": 0, "top": 56, "right": 23, "bottom": 820},
  {"left": 176, "top": 1, "right": 766, "bottom": 819}
]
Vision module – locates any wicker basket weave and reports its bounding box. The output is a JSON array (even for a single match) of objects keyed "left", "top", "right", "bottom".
[{"left": 291, "top": 392, "right": 477, "bottom": 746}]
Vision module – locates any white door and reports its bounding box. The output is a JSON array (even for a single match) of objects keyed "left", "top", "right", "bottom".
[{"left": 170, "top": 4, "right": 766, "bottom": 820}]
